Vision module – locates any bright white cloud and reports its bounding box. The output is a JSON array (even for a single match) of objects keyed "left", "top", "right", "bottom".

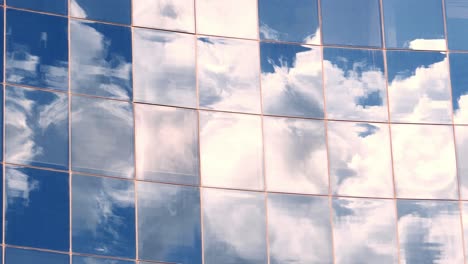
[{"left": 133, "top": 0, "right": 194, "bottom": 32}]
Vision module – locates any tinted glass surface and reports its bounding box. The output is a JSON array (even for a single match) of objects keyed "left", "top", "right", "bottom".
[
  {"left": 450, "top": 52, "right": 468, "bottom": 124},
  {"left": 133, "top": 0, "right": 195, "bottom": 32},
  {"left": 71, "top": 0, "right": 131, "bottom": 25},
  {"left": 133, "top": 28, "right": 196, "bottom": 108},
  {"left": 5, "top": 85, "right": 68, "bottom": 170},
  {"left": 71, "top": 96, "right": 134, "bottom": 178},
  {"left": 258, "top": 0, "right": 320, "bottom": 44},
  {"left": 5, "top": 248, "right": 68, "bottom": 264},
  {"left": 5, "top": 166, "right": 69, "bottom": 251},
  {"left": 73, "top": 256, "right": 134, "bottom": 264},
  {"left": 72, "top": 175, "right": 136, "bottom": 258},
  {"left": 455, "top": 125, "right": 468, "bottom": 199},
  {"left": 8, "top": 0, "right": 67, "bottom": 15},
  {"left": 261, "top": 42, "right": 324, "bottom": 118},
  {"left": 6, "top": 9, "right": 68, "bottom": 91},
  {"left": 446, "top": 0, "right": 468, "bottom": 50},
  {"left": 70, "top": 20, "right": 132, "bottom": 100}
]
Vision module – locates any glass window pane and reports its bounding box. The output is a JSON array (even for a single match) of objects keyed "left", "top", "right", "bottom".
[
  {"left": 70, "top": 20, "right": 132, "bottom": 101},
  {"left": 323, "top": 47, "right": 387, "bottom": 122},
  {"left": 137, "top": 182, "right": 201, "bottom": 264},
  {"left": 73, "top": 256, "right": 134, "bottom": 264},
  {"left": 5, "top": 85, "right": 68, "bottom": 170},
  {"left": 71, "top": 96, "right": 134, "bottom": 178},
  {"left": 71, "top": 0, "right": 131, "bottom": 25},
  {"left": 397, "top": 200, "right": 464, "bottom": 263},
  {"left": 6, "top": 248, "right": 68, "bottom": 264},
  {"left": 387, "top": 50, "right": 452, "bottom": 124},
  {"left": 382, "top": 0, "right": 445, "bottom": 50},
  {"left": 203, "top": 188, "right": 267, "bottom": 264},
  {"left": 196, "top": 0, "right": 257, "bottom": 39},
  {"left": 391, "top": 124, "right": 457, "bottom": 199},
  {"left": 321, "top": 0, "right": 382, "bottom": 47},
  {"left": 72, "top": 175, "right": 135, "bottom": 258},
  {"left": 450, "top": 53, "right": 468, "bottom": 124},
  {"left": 455, "top": 126, "right": 468, "bottom": 199},
  {"left": 462, "top": 202, "right": 468, "bottom": 258},
  {"left": 133, "top": 0, "right": 194, "bottom": 32},
  {"left": 200, "top": 111, "right": 263, "bottom": 190},
  {"left": 198, "top": 37, "right": 261, "bottom": 113},
  {"left": 133, "top": 28, "right": 196, "bottom": 108},
  {"left": 268, "top": 193, "right": 332, "bottom": 263},
  {"left": 328, "top": 121, "right": 393, "bottom": 198},
  {"left": 333, "top": 198, "right": 398, "bottom": 264},
  {"left": 263, "top": 116, "right": 328, "bottom": 194},
  {"left": 6, "top": 9, "right": 68, "bottom": 91},
  {"left": 258, "top": 0, "right": 320, "bottom": 44},
  {"left": 135, "top": 104, "right": 199, "bottom": 185},
  {"left": 446, "top": 0, "right": 468, "bottom": 50},
  {"left": 8, "top": 0, "right": 67, "bottom": 15},
  {"left": 5, "top": 166, "right": 69, "bottom": 251},
  {"left": 260, "top": 42, "right": 324, "bottom": 118}
]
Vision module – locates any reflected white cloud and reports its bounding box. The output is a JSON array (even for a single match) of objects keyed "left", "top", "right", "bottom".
[
  {"left": 407, "top": 38, "right": 446, "bottom": 51},
  {"left": 6, "top": 167, "right": 39, "bottom": 206},
  {"left": 455, "top": 126, "right": 468, "bottom": 198},
  {"left": 328, "top": 121, "right": 393, "bottom": 197},
  {"left": 198, "top": 37, "right": 261, "bottom": 113},
  {"left": 263, "top": 117, "right": 328, "bottom": 194},
  {"left": 70, "top": 0, "right": 86, "bottom": 18},
  {"left": 133, "top": 0, "right": 194, "bottom": 32},
  {"left": 200, "top": 111, "right": 263, "bottom": 190}
]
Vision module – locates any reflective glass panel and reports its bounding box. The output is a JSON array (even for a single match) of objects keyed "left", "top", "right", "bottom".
[
  {"left": 5, "top": 85, "right": 68, "bottom": 170},
  {"left": 387, "top": 51, "right": 452, "bottom": 124},
  {"left": 0, "top": 10, "right": 4, "bottom": 84},
  {"left": 321, "top": 0, "right": 382, "bottom": 47},
  {"left": 5, "top": 248, "right": 68, "bottom": 264},
  {"left": 196, "top": 0, "right": 257, "bottom": 39},
  {"left": 462, "top": 202, "right": 468, "bottom": 258},
  {"left": 446, "top": 0, "right": 468, "bottom": 50},
  {"left": 333, "top": 198, "right": 398, "bottom": 264},
  {"left": 8, "top": 0, "right": 67, "bottom": 15},
  {"left": 258, "top": 0, "right": 320, "bottom": 44},
  {"left": 397, "top": 200, "right": 464, "bottom": 263},
  {"left": 133, "top": 28, "right": 196, "bottom": 108},
  {"left": 137, "top": 182, "right": 201, "bottom": 264},
  {"left": 203, "top": 188, "right": 267, "bottom": 264},
  {"left": 260, "top": 42, "right": 324, "bottom": 118},
  {"left": 73, "top": 256, "right": 134, "bottom": 264},
  {"left": 71, "top": 0, "right": 131, "bottom": 25},
  {"left": 328, "top": 121, "right": 393, "bottom": 198},
  {"left": 6, "top": 9, "right": 68, "bottom": 91},
  {"left": 391, "top": 124, "right": 457, "bottom": 199},
  {"left": 263, "top": 116, "right": 328, "bottom": 194},
  {"left": 135, "top": 104, "right": 199, "bottom": 185},
  {"left": 71, "top": 96, "right": 134, "bottom": 178},
  {"left": 323, "top": 47, "right": 387, "bottom": 122},
  {"left": 5, "top": 166, "right": 69, "bottom": 251},
  {"left": 72, "top": 174, "right": 135, "bottom": 258},
  {"left": 200, "top": 111, "right": 263, "bottom": 190},
  {"left": 450, "top": 53, "right": 468, "bottom": 124},
  {"left": 382, "top": 0, "right": 445, "bottom": 50},
  {"left": 133, "top": 0, "right": 194, "bottom": 32},
  {"left": 268, "top": 193, "right": 332, "bottom": 264},
  {"left": 198, "top": 37, "right": 261, "bottom": 113},
  {"left": 455, "top": 126, "right": 468, "bottom": 199},
  {"left": 70, "top": 20, "right": 132, "bottom": 101}
]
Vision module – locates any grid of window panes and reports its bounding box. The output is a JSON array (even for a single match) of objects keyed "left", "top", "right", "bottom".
[{"left": 1, "top": 0, "right": 468, "bottom": 263}]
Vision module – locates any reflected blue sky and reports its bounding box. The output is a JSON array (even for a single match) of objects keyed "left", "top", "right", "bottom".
[
  {"left": 387, "top": 51, "right": 452, "bottom": 123},
  {"left": 71, "top": 20, "right": 132, "bottom": 101},
  {"left": 6, "top": 166, "right": 69, "bottom": 251},
  {"left": 203, "top": 188, "right": 267, "bottom": 264},
  {"left": 8, "top": 0, "right": 67, "bottom": 15},
  {"left": 382, "top": 0, "right": 445, "bottom": 50},
  {"left": 198, "top": 37, "right": 261, "bottom": 114},
  {"left": 321, "top": 0, "right": 382, "bottom": 47},
  {"left": 5, "top": 85, "right": 68, "bottom": 170},
  {"left": 324, "top": 47, "right": 388, "bottom": 122},
  {"left": 71, "top": 96, "right": 134, "bottom": 178},
  {"left": 445, "top": 0, "right": 468, "bottom": 50},
  {"left": 258, "top": 0, "right": 320, "bottom": 44},
  {"left": 450, "top": 53, "right": 468, "bottom": 124},
  {"left": 133, "top": 28, "right": 196, "bottom": 108},
  {"left": 260, "top": 42, "right": 324, "bottom": 118},
  {"left": 133, "top": 0, "right": 194, "bottom": 32},
  {"left": 71, "top": 0, "right": 131, "bottom": 25},
  {"left": 73, "top": 256, "right": 134, "bottom": 264},
  {"left": 6, "top": 9, "right": 68, "bottom": 91},
  {"left": 268, "top": 193, "right": 332, "bottom": 263},
  {"left": 137, "top": 181, "right": 201, "bottom": 264},
  {"left": 397, "top": 200, "right": 464, "bottom": 263},
  {"left": 72, "top": 175, "right": 135, "bottom": 259},
  {"left": 6, "top": 248, "right": 69, "bottom": 264}
]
